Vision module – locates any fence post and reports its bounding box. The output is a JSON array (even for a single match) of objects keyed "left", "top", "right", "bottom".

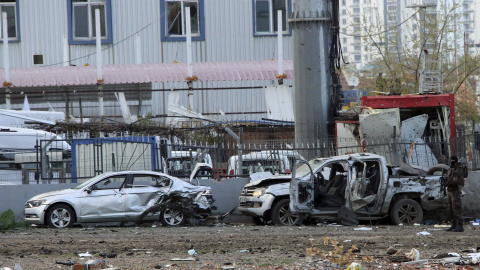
[{"left": 21, "top": 165, "right": 28, "bottom": 184}]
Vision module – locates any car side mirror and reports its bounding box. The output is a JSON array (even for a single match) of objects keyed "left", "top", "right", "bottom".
[{"left": 85, "top": 187, "right": 92, "bottom": 194}]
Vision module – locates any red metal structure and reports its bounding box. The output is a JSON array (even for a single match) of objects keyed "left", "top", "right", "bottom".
[{"left": 361, "top": 94, "right": 456, "bottom": 140}]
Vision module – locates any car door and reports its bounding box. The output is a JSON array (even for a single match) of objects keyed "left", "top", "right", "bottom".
[
  {"left": 289, "top": 159, "right": 314, "bottom": 213},
  {"left": 79, "top": 174, "right": 128, "bottom": 222},
  {"left": 123, "top": 173, "right": 172, "bottom": 220},
  {"left": 347, "top": 159, "right": 383, "bottom": 213}
]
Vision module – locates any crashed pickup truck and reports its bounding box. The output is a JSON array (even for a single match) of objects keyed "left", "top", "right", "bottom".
[
  {"left": 239, "top": 153, "right": 448, "bottom": 226},
  {"left": 290, "top": 153, "right": 448, "bottom": 225}
]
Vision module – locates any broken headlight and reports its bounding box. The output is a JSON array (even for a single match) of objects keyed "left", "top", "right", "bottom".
[
  {"left": 25, "top": 199, "right": 46, "bottom": 208},
  {"left": 252, "top": 188, "right": 266, "bottom": 197}
]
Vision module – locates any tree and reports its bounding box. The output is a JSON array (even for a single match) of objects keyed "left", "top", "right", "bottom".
[{"left": 344, "top": 0, "right": 480, "bottom": 122}]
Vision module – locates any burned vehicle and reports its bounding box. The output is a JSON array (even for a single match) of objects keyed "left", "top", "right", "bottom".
[
  {"left": 290, "top": 153, "right": 448, "bottom": 225},
  {"left": 25, "top": 167, "right": 214, "bottom": 228},
  {"left": 238, "top": 175, "right": 294, "bottom": 225},
  {"left": 239, "top": 153, "right": 447, "bottom": 226}
]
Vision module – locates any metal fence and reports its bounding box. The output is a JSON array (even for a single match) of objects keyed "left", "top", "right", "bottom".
[{"left": 0, "top": 133, "right": 478, "bottom": 185}]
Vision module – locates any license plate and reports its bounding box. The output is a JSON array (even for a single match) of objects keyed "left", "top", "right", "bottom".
[{"left": 240, "top": 197, "right": 247, "bottom": 203}]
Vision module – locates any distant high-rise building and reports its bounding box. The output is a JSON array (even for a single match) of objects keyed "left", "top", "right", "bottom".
[{"left": 340, "top": 0, "right": 480, "bottom": 70}]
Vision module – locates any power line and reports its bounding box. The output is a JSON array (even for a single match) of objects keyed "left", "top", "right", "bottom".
[{"left": 44, "top": 9, "right": 165, "bottom": 67}]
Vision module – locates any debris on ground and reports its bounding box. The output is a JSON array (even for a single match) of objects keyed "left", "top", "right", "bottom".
[
  {"left": 353, "top": 227, "right": 373, "bottom": 231},
  {"left": 170, "top": 257, "right": 196, "bottom": 261},
  {"left": 346, "top": 262, "right": 362, "bottom": 270},
  {"left": 78, "top": 251, "right": 93, "bottom": 257},
  {"left": 404, "top": 248, "right": 420, "bottom": 262},
  {"left": 3, "top": 225, "right": 480, "bottom": 269}
]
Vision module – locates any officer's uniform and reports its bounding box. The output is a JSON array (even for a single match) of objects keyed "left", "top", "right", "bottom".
[{"left": 444, "top": 157, "right": 464, "bottom": 232}]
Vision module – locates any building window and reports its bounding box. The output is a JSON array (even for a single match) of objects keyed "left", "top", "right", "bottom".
[
  {"left": 354, "top": 55, "right": 361, "bottom": 61},
  {"left": 342, "top": 9, "right": 347, "bottom": 15},
  {"left": 67, "top": 0, "right": 112, "bottom": 45},
  {"left": 387, "top": 5, "right": 397, "bottom": 11},
  {"left": 354, "top": 46, "right": 361, "bottom": 51},
  {"left": 0, "top": 0, "right": 19, "bottom": 42},
  {"left": 353, "top": 17, "right": 360, "bottom": 23},
  {"left": 354, "top": 36, "right": 361, "bottom": 42},
  {"left": 253, "top": 0, "right": 290, "bottom": 35},
  {"left": 33, "top": 54, "right": 44, "bottom": 65},
  {"left": 387, "top": 15, "right": 396, "bottom": 22},
  {"left": 343, "top": 38, "right": 347, "bottom": 43},
  {"left": 342, "top": 18, "right": 347, "bottom": 25},
  {"left": 387, "top": 34, "right": 396, "bottom": 42},
  {"left": 161, "top": 0, "right": 205, "bottom": 41},
  {"left": 353, "top": 8, "right": 360, "bottom": 14}
]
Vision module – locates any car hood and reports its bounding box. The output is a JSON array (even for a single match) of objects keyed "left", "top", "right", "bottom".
[
  {"left": 245, "top": 176, "right": 291, "bottom": 188},
  {"left": 171, "top": 178, "right": 211, "bottom": 193},
  {"left": 27, "top": 188, "right": 78, "bottom": 201}
]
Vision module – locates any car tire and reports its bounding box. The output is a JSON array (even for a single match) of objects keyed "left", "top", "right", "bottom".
[
  {"left": 426, "top": 164, "right": 450, "bottom": 176},
  {"left": 271, "top": 199, "right": 304, "bottom": 226},
  {"left": 46, "top": 204, "right": 75, "bottom": 228},
  {"left": 390, "top": 198, "right": 423, "bottom": 225},
  {"left": 160, "top": 207, "right": 187, "bottom": 227}
]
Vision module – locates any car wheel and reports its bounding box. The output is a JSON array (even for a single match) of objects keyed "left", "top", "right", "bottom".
[
  {"left": 271, "top": 199, "right": 304, "bottom": 226},
  {"left": 46, "top": 204, "right": 75, "bottom": 228},
  {"left": 160, "top": 208, "right": 187, "bottom": 227},
  {"left": 390, "top": 199, "right": 423, "bottom": 225}
]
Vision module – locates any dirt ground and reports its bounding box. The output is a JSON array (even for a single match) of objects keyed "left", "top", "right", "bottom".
[{"left": 1, "top": 221, "right": 479, "bottom": 270}]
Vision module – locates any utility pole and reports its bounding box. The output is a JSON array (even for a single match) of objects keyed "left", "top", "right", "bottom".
[{"left": 290, "top": 0, "right": 334, "bottom": 156}]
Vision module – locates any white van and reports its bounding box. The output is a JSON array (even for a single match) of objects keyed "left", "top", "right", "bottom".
[
  {"left": 166, "top": 151, "right": 213, "bottom": 177},
  {"left": 226, "top": 151, "right": 291, "bottom": 176}
]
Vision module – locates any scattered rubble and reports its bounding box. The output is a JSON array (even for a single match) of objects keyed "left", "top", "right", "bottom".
[{"left": 1, "top": 224, "right": 480, "bottom": 269}]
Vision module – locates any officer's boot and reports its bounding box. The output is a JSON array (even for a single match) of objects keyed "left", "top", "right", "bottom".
[
  {"left": 445, "top": 220, "right": 457, "bottom": 231},
  {"left": 453, "top": 221, "right": 464, "bottom": 232}
]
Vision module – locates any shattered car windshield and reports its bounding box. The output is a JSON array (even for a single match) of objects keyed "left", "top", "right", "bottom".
[
  {"left": 72, "top": 174, "right": 106, "bottom": 190},
  {"left": 295, "top": 158, "right": 326, "bottom": 179}
]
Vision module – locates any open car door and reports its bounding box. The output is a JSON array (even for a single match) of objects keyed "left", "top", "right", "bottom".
[
  {"left": 189, "top": 162, "right": 214, "bottom": 185},
  {"left": 289, "top": 159, "right": 314, "bottom": 213}
]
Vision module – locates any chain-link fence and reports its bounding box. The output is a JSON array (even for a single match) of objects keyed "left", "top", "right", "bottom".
[{"left": 0, "top": 133, "right": 478, "bottom": 185}]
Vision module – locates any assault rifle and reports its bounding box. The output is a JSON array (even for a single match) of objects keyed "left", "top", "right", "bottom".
[{"left": 439, "top": 168, "right": 448, "bottom": 195}]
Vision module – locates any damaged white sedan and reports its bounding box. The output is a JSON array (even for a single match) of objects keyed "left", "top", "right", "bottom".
[{"left": 24, "top": 169, "right": 214, "bottom": 228}]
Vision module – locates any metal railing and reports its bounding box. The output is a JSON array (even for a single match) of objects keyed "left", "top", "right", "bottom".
[{"left": 0, "top": 133, "right": 478, "bottom": 185}]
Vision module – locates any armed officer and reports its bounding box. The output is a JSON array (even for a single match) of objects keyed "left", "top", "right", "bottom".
[{"left": 444, "top": 156, "right": 465, "bottom": 232}]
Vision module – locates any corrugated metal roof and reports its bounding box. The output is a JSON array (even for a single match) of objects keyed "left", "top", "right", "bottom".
[{"left": 1, "top": 60, "right": 294, "bottom": 88}]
